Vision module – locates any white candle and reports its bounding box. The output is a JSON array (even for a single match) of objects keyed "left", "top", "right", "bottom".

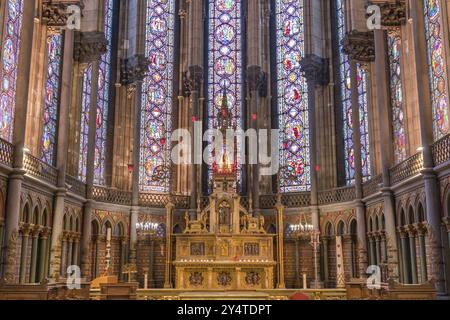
[{"left": 107, "top": 227, "right": 112, "bottom": 242}]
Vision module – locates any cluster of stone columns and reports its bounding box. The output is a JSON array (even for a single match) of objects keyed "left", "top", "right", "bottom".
[
  {"left": 397, "top": 223, "right": 429, "bottom": 284},
  {"left": 18, "top": 224, "right": 50, "bottom": 284}
]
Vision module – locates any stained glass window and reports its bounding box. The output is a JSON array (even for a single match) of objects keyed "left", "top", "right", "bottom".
[
  {"left": 40, "top": 33, "right": 63, "bottom": 165},
  {"left": 357, "top": 64, "right": 371, "bottom": 181},
  {"left": 139, "top": 0, "right": 175, "bottom": 192},
  {"left": 78, "top": 66, "right": 92, "bottom": 182},
  {"left": 275, "top": 0, "right": 310, "bottom": 192},
  {"left": 95, "top": 0, "right": 114, "bottom": 184},
  {"left": 0, "top": 0, "right": 24, "bottom": 142},
  {"left": 78, "top": 0, "right": 114, "bottom": 184},
  {"left": 387, "top": 30, "right": 407, "bottom": 163},
  {"left": 336, "top": 0, "right": 354, "bottom": 184},
  {"left": 207, "top": 0, "right": 243, "bottom": 191},
  {"left": 424, "top": 0, "right": 449, "bottom": 139},
  {"left": 336, "top": 0, "right": 371, "bottom": 184}
]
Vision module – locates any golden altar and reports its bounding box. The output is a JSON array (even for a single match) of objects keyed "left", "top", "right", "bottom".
[{"left": 174, "top": 175, "right": 276, "bottom": 290}]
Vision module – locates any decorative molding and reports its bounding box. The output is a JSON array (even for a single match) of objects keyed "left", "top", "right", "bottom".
[
  {"left": 73, "top": 31, "right": 108, "bottom": 64},
  {"left": 42, "top": 0, "right": 84, "bottom": 28},
  {"left": 342, "top": 30, "right": 375, "bottom": 62},
  {"left": 246, "top": 65, "right": 267, "bottom": 97},
  {"left": 299, "top": 54, "right": 330, "bottom": 86},
  {"left": 120, "top": 54, "right": 150, "bottom": 86},
  {"left": 368, "top": 0, "right": 406, "bottom": 27}
]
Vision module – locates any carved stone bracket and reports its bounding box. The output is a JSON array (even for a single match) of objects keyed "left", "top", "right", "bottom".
[
  {"left": 247, "top": 65, "right": 267, "bottom": 97},
  {"left": 42, "top": 0, "right": 84, "bottom": 28},
  {"left": 342, "top": 30, "right": 375, "bottom": 62},
  {"left": 368, "top": 0, "right": 406, "bottom": 27},
  {"left": 183, "top": 65, "right": 204, "bottom": 97},
  {"left": 73, "top": 31, "right": 108, "bottom": 64},
  {"left": 299, "top": 54, "right": 330, "bottom": 86},
  {"left": 120, "top": 54, "right": 150, "bottom": 86}
]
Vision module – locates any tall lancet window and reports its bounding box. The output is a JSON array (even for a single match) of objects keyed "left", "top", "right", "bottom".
[
  {"left": 207, "top": 0, "right": 243, "bottom": 189},
  {"left": 387, "top": 30, "right": 407, "bottom": 163},
  {"left": 275, "top": 0, "right": 310, "bottom": 192},
  {"left": 424, "top": 0, "right": 449, "bottom": 139},
  {"left": 79, "top": 0, "right": 115, "bottom": 183},
  {"left": 335, "top": 0, "right": 371, "bottom": 184},
  {"left": 357, "top": 64, "right": 371, "bottom": 181},
  {"left": 139, "top": 0, "right": 175, "bottom": 192},
  {"left": 40, "top": 33, "right": 63, "bottom": 165},
  {"left": 0, "top": 0, "right": 24, "bottom": 142}
]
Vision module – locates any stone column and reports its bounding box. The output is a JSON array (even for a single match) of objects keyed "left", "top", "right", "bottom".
[
  {"left": 300, "top": 54, "right": 329, "bottom": 284},
  {"left": 373, "top": 23, "right": 402, "bottom": 281},
  {"left": 78, "top": 55, "right": 99, "bottom": 276},
  {"left": 29, "top": 229, "right": 40, "bottom": 283},
  {"left": 74, "top": 31, "right": 107, "bottom": 278},
  {"left": 417, "top": 224, "right": 428, "bottom": 283},
  {"left": 187, "top": 66, "right": 203, "bottom": 209},
  {"left": 45, "top": 6, "right": 76, "bottom": 279},
  {"left": 67, "top": 236, "right": 74, "bottom": 268},
  {"left": 19, "top": 226, "right": 31, "bottom": 284},
  {"left": 164, "top": 201, "right": 174, "bottom": 288},
  {"left": 72, "top": 238, "right": 79, "bottom": 268},
  {"left": 407, "top": 227, "right": 418, "bottom": 284},
  {"left": 246, "top": 66, "right": 264, "bottom": 208},
  {"left": 410, "top": 0, "right": 446, "bottom": 295},
  {"left": 38, "top": 229, "right": 49, "bottom": 282},
  {"left": 187, "top": 0, "right": 204, "bottom": 202},
  {"left": 343, "top": 30, "right": 376, "bottom": 277},
  {"left": 375, "top": 233, "right": 381, "bottom": 266},
  {"left": 130, "top": 75, "right": 140, "bottom": 266},
  {"left": 61, "top": 236, "right": 68, "bottom": 275},
  {"left": 399, "top": 228, "right": 410, "bottom": 283},
  {"left": 368, "top": 234, "right": 376, "bottom": 266},
  {"left": 120, "top": 54, "right": 148, "bottom": 265},
  {"left": 3, "top": 0, "right": 35, "bottom": 284}
]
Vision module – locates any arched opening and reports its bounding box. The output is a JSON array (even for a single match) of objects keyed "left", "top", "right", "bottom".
[
  {"left": 418, "top": 202, "right": 426, "bottom": 222},
  {"left": 408, "top": 206, "right": 415, "bottom": 225},
  {"left": 90, "top": 220, "right": 100, "bottom": 279},
  {"left": 368, "top": 217, "right": 374, "bottom": 233},
  {"left": 400, "top": 208, "right": 406, "bottom": 226},
  {"left": 173, "top": 224, "right": 183, "bottom": 234},
  {"left": 22, "top": 203, "right": 30, "bottom": 223},
  {"left": 337, "top": 221, "right": 345, "bottom": 236},
  {"left": 32, "top": 207, "right": 39, "bottom": 225},
  {"left": 322, "top": 222, "right": 335, "bottom": 288}
]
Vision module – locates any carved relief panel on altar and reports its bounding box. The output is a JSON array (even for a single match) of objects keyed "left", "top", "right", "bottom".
[
  {"left": 218, "top": 200, "right": 232, "bottom": 233},
  {"left": 190, "top": 242, "right": 205, "bottom": 256}
]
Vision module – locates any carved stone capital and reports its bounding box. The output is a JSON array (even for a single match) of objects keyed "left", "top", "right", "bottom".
[
  {"left": 73, "top": 31, "right": 108, "bottom": 64},
  {"left": 368, "top": 1, "right": 406, "bottom": 27},
  {"left": 42, "top": 0, "right": 84, "bottom": 28},
  {"left": 246, "top": 65, "right": 267, "bottom": 97},
  {"left": 342, "top": 30, "right": 375, "bottom": 62},
  {"left": 299, "top": 54, "right": 329, "bottom": 86},
  {"left": 120, "top": 54, "right": 150, "bottom": 86},
  {"left": 182, "top": 65, "right": 204, "bottom": 96},
  {"left": 443, "top": 217, "right": 450, "bottom": 232}
]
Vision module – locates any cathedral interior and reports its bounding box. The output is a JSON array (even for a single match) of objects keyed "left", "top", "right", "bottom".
[{"left": 0, "top": 0, "right": 449, "bottom": 301}]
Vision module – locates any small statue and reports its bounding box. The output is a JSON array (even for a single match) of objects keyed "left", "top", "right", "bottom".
[{"left": 258, "top": 215, "right": 265, "bottom": 232}]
